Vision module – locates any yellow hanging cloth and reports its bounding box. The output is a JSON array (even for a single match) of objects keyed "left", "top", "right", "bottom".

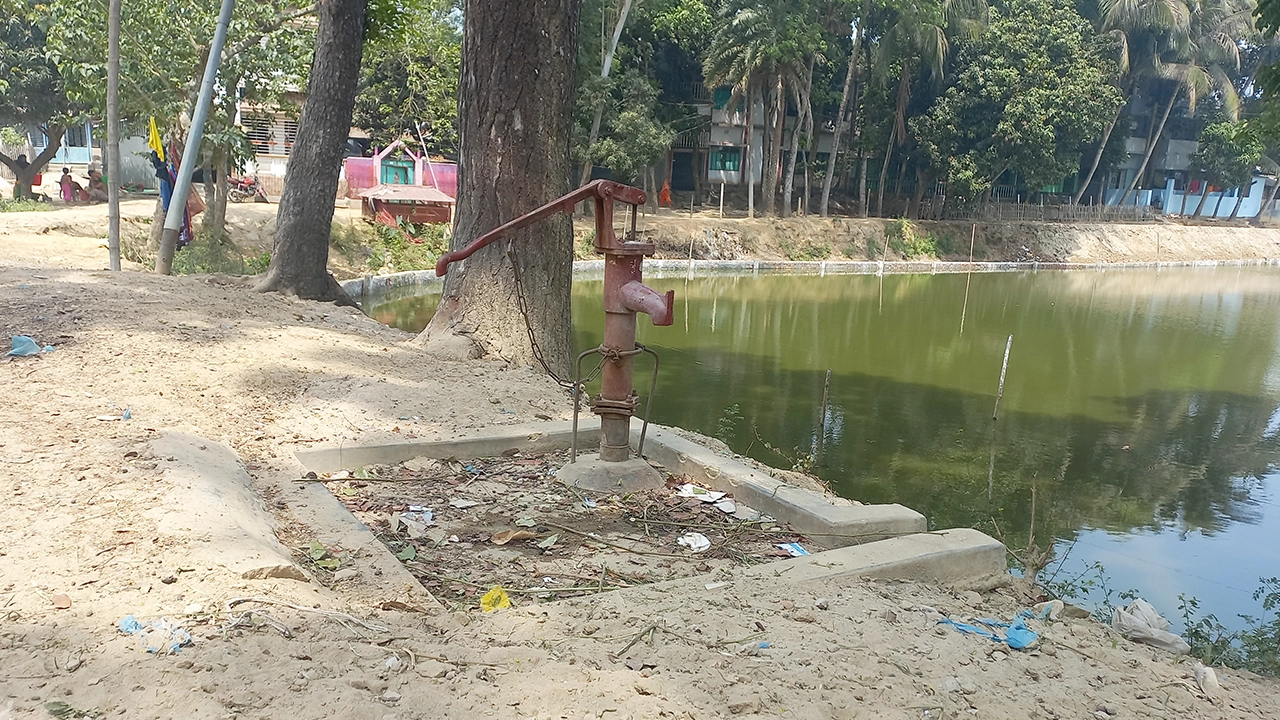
[{"left": 148, "top": 117, "right": 165, "bottom": 162}]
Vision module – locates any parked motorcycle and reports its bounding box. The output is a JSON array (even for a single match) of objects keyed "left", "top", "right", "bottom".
[{"left": 229, "top": 176, "right": 268, "bottom": 203}]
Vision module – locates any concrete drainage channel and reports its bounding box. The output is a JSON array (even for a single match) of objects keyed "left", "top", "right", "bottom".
[{"left": 295, "top": 420, "right": 1007, "bottom": 606}]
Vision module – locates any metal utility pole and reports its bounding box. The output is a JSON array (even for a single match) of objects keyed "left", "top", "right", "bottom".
[
  {"left": 155, "top": 0, "right": 236, "bottom": 275},
  {"left": 106, "top": 0, "right": 121, "bottom": 271}
]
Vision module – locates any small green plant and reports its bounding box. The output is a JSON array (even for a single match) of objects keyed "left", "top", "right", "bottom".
[
  {"left": 575, "top": 229, "right": 597, "bottom": 259},
  {"left": 751, "top": 425, "right": 818, "bottom": 475},
  {"left": 779, "top": 238, "right": 832, "bottom": 261},
  {"left": 361, "top": 218, "right": 449, "bottom": 273},
  {"left": 0, "top": 197, "right": 47, "bottom": 212},
  {"left": 885, "top": 218, "right": 940, "bottom": 259},
  {"left": 170, "top": 228, "right": 269, "bottom": 275},
  {"left": 714, "top": 403, "right": 743, "bottom": 444},
  {"left": 1177, "top": 578, "right": 1280, "bottom": 676}
]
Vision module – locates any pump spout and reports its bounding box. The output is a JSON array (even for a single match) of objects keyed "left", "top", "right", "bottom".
[{"left": 620, "top": 281, "right": 674, "bottom": 326}]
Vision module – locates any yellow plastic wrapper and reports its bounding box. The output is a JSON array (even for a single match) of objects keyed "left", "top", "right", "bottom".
[{"left": 480, "top": 585, "right": 511, "bottom": 612}]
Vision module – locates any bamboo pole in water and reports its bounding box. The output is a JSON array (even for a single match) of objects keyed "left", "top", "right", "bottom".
[
  {"left": 959, "top": 223, "right": 976, "bottom": 334},
  {"left": 818, "top": 368, "right": 831, "bottom": 460},
  {"left": 993, "top": 334, "right": 1013, "bottom": 420}
]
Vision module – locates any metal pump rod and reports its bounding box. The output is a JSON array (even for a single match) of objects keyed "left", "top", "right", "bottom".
[{"left": 437, "top": 180, "right": 674, "bottom": 465}]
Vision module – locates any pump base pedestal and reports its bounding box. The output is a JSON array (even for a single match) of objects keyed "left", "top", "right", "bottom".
[{"left": 556, "top": 454, "right": 664, "bottom": 493}]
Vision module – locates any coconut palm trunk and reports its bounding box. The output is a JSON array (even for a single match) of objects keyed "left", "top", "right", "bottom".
[
  {"left": 821, "top": 5, "right": 866, "bottom": 217},
  {"left": 1073, "top": 106, "right": 1122, "bottom": 204},
  {"left": 1119, "top": 92, "right": 1177, "bottom": 206}
]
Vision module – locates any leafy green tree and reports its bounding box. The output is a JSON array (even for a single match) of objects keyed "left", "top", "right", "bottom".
[
  {"left": 913, "top": 0, "right": 1122, "bottom": 205},
  {"left": 1187, "top": 120, "right": 1262, "bottom": 216},
  {"left": 353, "top": 0, "right": 462, "bottom": 152},
  {"left": 0, "top": 2, "right": 82, "bottom": 198},
  {"left": 45, "top": 0, "right": 314, "bottom": 234},
  {"left": 578, "top": 70, "right": 676, "bottom": 182}
]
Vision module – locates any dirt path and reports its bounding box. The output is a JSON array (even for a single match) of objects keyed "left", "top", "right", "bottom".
[{"left": 2, "top": 208, "right": 1278, "bottom": 719}]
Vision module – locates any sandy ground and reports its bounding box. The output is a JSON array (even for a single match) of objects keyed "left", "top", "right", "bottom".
[{"left": 3, "top": 204, "right": 1280, "bottom": 719}]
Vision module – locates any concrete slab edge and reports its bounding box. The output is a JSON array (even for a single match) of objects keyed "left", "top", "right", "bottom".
[
  {"left": 633, "top": 426, "right": 926, "bottom": 547},
  {"left": 737, "top": 528, "right": 1006, "bottom": 585}
]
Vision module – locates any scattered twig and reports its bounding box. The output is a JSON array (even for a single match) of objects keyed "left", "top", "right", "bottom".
[
  {"left": 225, "top": 609, "right": 293, "bottom": 638},
  {"left": 610, "top": 624, "right": 659, "bottom": 659},
  {"left": 543, "top": 522, "right": 692, "bottom": 560},
  {"left": 225, "top": 597, "right": 388, "bottom": 634}
]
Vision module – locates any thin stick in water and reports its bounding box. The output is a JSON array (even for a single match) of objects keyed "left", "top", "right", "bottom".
[
  {"left": 992, "top": 334, "right": 1013, "bottom": 420},
  {"left": 960, "top": 223, "right": 976, "bottom": 334},
  {"left": 818, "top": 368, "right": 831, "bottom": 458}
]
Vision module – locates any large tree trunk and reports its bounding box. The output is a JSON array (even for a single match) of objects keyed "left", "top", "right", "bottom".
[
  {"left": 1073, "top": 104, "right": 1121, "bottom": 205},
  {"left": 213, "top": 152, "right": 230, "bottom": 233},
  {"left": 422, "top": 0, "right": 582, "bottom": 378},
  {"left": 256, "top": 0, "right": 365, "bottom": 303},
  {"left": 875, "top": 128, "right": 895, "bottom": 217},
  {"left": 0, "top": 127, "right": 64, "bottom": 199},
  {"left": 782, "top": 79, "right": 803, "bottom": 217},
  {"left": 1120, "top": 92, "right": 1176, "bottom": 206},
  {"left": 202, "top": 165, "right": 217, "bottom": 231},
  {"left": 907, "top": 167, "right": 928, "bottom": 219},
  {"left": 782, "top": 56, "right": 815, "bottom": 218},
  {"left": 107, "top": 0, "right": 122, "bottom": 270},
  {"left": 761, "top": 74, "right": 784, "bottom": 216},
  {"left": 802, "top": 83, "right": 814, "bottom": 215},
  {"left": 821, "top": 2, "right": 865, "bottom": 217}
]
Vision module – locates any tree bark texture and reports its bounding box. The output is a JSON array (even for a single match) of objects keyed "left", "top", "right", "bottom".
[
  {"left": 858, "top": 153, "right": 868, "bottom": 217},
  {"left": 1229, "top": 185, "right": 1247, "bottom": 219},
  {"left": 782, "top": 79, "right": 803, "bottom": 218},
  {"left": 255, "top": 0, "right": 365, "bottom": 304},
  {"left": 107, "top": 0, "right": 122, "bottom": 270},
  {"left": 745, "top": 83, "right": 755, "bottom": 218},
  {"left": 761, "top": 74, "right": 784, "bottom": 216},
  {"left": 423, "top": 0, "right": 583, "bottom": 379},
  {"left": 1192, "top": 182, "right": 1210, "bottom": 217}
]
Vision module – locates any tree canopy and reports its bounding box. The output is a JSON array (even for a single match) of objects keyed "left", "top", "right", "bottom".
[{"left": 914, "top": 0, "right": 1123, "bottom": 199}]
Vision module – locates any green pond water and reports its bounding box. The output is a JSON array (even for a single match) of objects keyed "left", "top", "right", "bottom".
[{"left": 368, "top": 267, "right": 1280, "bottom": 628}]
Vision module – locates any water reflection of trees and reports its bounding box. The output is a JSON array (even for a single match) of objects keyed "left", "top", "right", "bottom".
[
  {"left": 587, "top": 270, "right": 1280, "bottom": 548},
  {"left": 821, "top": 380, "right": 1280, "bottom": 547}
]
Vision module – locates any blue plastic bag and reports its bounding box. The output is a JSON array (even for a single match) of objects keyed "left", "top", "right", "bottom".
[
  {"left": 7, "top": 336, "right": 42, "bottom": 356},
  {"left": 938, "top": 614, "right": 1039, "bottom": 649}
]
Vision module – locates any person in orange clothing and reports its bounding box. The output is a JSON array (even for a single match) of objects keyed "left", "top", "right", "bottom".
[{"left": 658, "top": 178, "right": 672, "bottom": 208}]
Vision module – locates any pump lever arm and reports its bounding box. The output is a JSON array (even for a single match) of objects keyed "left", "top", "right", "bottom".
[{"left": 435, "top": 179, "right": 647, "bottom": 276}]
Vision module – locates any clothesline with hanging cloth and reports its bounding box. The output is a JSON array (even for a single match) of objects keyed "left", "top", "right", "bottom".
[{"left": 147, "top": 117, "right": 204, "bottom": 249}]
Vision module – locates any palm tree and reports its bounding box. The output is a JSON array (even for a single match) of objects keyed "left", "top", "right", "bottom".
[
  {"left": 705, "top": 0, "right": 814, "bottom": 217},
  {"left": 1108, "top": 0, "right": 1251, "bottom": 205},
  {"left": 704, "top": 2, "right": 780, "bottom": 218},
  {"left": 819, "top": 0, "right": 869, "bottom": 217},
  {"left": 870, "top": 1, "right": 950, "bottom": 216}
]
